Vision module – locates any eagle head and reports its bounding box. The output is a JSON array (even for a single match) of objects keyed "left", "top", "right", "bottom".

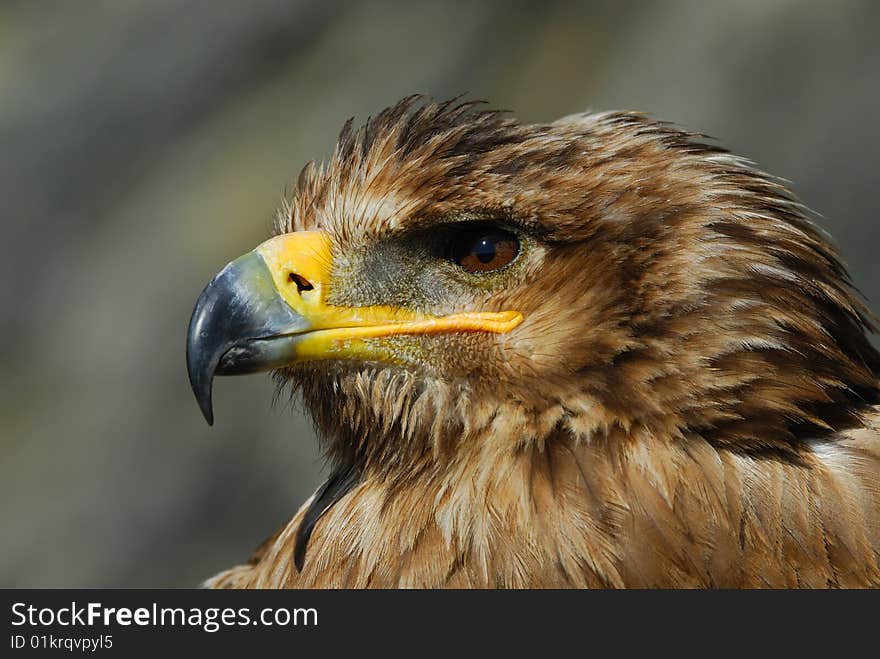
[{"left": 186, "top": 97, "right": 880, "bottom": 585}]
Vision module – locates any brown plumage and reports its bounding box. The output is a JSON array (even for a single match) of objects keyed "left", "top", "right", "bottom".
[{"left": 200, "top": 96, "right": 880, "bottom": 588}]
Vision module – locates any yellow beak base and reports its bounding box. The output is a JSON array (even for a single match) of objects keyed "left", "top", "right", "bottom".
[{"left": 253, "top": 231, "right": 523, "bottom": 361}]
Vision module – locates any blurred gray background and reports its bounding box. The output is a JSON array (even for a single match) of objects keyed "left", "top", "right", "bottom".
[{"left": 2, "top": 0, "right": 878, "bottom": 587}]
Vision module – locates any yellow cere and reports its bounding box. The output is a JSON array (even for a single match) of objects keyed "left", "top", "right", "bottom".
[{"left": 253, "top": 230, "right": 524, "bottom": 357}]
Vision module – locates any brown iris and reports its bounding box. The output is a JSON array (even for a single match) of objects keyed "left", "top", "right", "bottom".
[{"left": 450, "top": 226, "right": 520, "bottom": 273}]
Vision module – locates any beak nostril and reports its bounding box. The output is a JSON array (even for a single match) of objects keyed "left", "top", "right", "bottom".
[{"left": 288, "top": 272, "right": 314, "bottom": 294}]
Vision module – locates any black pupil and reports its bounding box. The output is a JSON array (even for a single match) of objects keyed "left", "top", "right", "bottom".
[{"left": 473, "top": 236, "right": 497, "bottom": 263}]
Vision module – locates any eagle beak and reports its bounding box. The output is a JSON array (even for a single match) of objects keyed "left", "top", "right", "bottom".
[{"left": 187, "top": 230, "right": 522, "bottom": 425}]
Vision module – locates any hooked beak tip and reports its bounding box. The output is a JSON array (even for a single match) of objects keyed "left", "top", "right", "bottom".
[
  {"left": 186, "top": 331, "right": 217, "bottom": 427},
  {"left": 201, "top": 402, "right": 215, "bottom": 427}
]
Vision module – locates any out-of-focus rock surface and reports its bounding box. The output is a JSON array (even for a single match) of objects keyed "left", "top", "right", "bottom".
[{"left": 2, "top": 0, "right": 878, "bottom": 586}]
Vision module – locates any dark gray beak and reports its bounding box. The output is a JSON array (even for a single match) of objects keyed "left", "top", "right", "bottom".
[{"left": 186, "top": 251, "right": 309, "bottom": 425}]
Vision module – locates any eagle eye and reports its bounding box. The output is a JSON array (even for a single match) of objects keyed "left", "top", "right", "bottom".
[{"left": 448, "top": 225, "right": 520, "bottom": 274}]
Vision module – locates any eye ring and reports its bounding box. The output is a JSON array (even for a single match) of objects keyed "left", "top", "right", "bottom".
[{"left": 447, "top": 225, "right": 520, "bottom": 274}]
